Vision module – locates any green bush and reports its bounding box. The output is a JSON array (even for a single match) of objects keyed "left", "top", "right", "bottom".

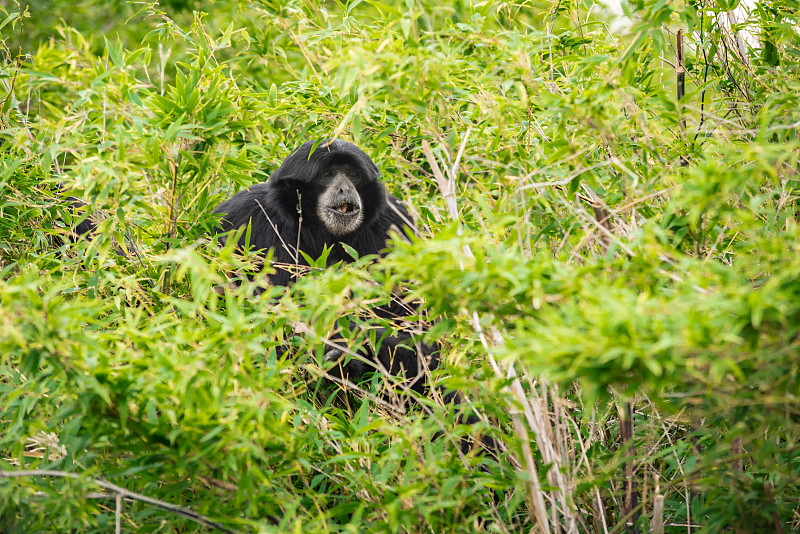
[{"left": 2, "top": 0, "right": 800, "bottom": 532}]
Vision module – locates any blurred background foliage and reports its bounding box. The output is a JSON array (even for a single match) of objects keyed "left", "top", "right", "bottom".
[{"left": 2, "top": 0, "right": 800, "bottom": 532}]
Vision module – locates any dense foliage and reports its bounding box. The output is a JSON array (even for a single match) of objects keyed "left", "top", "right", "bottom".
[{"left": 2, "top": 0, "right": 800, "bottom": 532}]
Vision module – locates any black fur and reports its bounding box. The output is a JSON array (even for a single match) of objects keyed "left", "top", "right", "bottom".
[
  {"left": 53, "top": 183, "right": 102, "bottom": 240},
  {"left": 213, "top": 139, "right": 437, "bottom": 394},
  {"left": 320, "top": 327, "right": 438, "bottom": 395},
  {"left": 66, "top": 198, "right": 100, "bottom": 238},
  {"left": 213, "top": 139, "right": 412, "bottom": 287},
  {"left": 55, "top": 191, "right": 138, "bottom": 258}
]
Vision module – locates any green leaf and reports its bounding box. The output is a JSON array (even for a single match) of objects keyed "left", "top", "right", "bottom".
[{"left": 269, "top": 83, "right": 278, "bottom": 108}]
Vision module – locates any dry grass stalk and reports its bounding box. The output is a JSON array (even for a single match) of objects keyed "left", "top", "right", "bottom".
[
  {"left": 651, "top": 494, "right": 664, "bottom": 534},
  {"left": 523, "top": 377, "right": 578, "bottom": 533},
  {"left": 731, "top": 435, "right": 743, "bottom": 473},
  {"left": 620, "top": 402, "right": 639, "bottom": 534},
  {"left": 423, "top": 135, "right": 584, "bottom": 533}
]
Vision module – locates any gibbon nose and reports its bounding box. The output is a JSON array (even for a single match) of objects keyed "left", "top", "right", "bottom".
[{"left": 331, "top": 175, "right": 356, "bottom": 196}]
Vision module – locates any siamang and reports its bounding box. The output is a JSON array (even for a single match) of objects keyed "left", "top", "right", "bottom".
[
  {"left": 212, "top": 139, "right": 439, "bottom": 395},
  {"left": 213, "top": 139, "right": 414, "bottom": 287},
  {"left": 58, "top": 139, "right": 491, "bottom": 453},
  {"left": 53, "top": 183, "right": 105, "bottom": 239},
  {"left": 57, "top": 140, "right": 437, "bottom": 394}
]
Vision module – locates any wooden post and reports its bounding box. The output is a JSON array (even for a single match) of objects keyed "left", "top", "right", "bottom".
[
  {"left": 621, "top": 402, "right": 639, "bottom": 534},
  {"left": 677, "top": 30, "right": 689, "bottom": 166}
]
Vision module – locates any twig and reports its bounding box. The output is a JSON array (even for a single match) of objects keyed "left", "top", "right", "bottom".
[
  {"left": 116, "top": 492, "right": 123, "bottom": 534},
  {"left": 725, "top": 11, "right": 751, "bottom": 67},
  {"left": 0, "top": 469, "right": 240, "bottom": 533}
]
